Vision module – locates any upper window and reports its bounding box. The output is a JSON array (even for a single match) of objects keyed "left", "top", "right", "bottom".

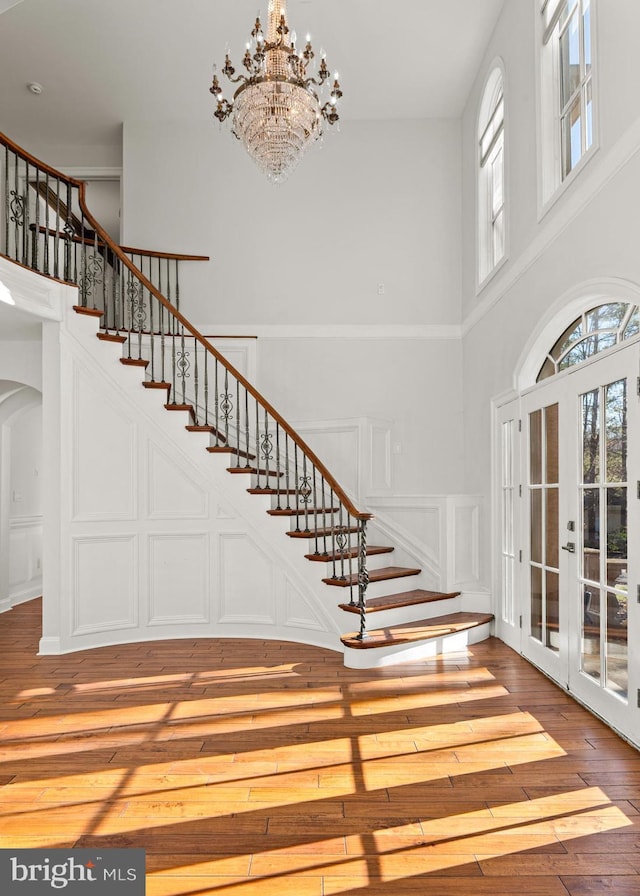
[
  {"left": 538, "top": 302, "right": 640, "bottom": 381},
  {"left": 478, "top": 67, "right": 505, "bottom": 285},
  {"left": 540, "top": 0, "right": 595, "bottom": 202}
]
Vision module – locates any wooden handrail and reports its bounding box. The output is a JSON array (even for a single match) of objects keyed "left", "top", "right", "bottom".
[
  {"left": 0, "top": 128, "right": 369, "bottom": 522},
  {"left": 29, "top": 223, "right": 209, "bottom": 262},
  {"left": 1, "top": 131, "right": 85, "bottom": 187},
  {"left": 76, "top": 189, "right": 370, "bottom": 520}
]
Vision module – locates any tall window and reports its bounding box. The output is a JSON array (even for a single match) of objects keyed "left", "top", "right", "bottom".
[
  {"left": 540, "top": 0, "right": 595, "bottom": 200},
  {"left": 478, "top": 67, "right": 505, "bottom": 285}
]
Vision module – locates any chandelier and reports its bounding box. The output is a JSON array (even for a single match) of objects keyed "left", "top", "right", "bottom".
[{"left": 209, "top": 0, "right": 342, "bottom": 183}]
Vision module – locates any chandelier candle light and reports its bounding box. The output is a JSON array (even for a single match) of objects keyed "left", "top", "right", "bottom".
[{"left": 209, "top": 0, "right": 342, "bottom": 182}]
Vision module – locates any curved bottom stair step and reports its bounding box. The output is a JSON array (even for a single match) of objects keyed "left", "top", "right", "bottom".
[
  {"left": 340, "top": 611, "right": 494, "bottom": 649},
  {"left": 339, "top": 588, "right": 460, "bottom": 614}
]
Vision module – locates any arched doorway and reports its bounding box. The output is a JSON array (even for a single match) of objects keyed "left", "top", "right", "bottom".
[
  {"left": 0, "top": 381, "right": 43, "bottom": 613},
  {"left": 495, "top": 283, "right": 640, "bottom": 746}
]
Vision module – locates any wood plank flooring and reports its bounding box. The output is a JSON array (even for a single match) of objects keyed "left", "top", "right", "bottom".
[{"left": 1, "top": 598, "right": 640, "bottom": 895}]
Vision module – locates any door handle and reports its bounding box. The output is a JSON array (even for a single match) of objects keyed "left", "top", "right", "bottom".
[{"left": 562, "top": 542, "right": 576, "bottom": 553}]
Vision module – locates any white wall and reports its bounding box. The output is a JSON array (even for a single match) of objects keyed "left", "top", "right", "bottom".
[
  {"left": 121, "top": 118, "right": 466, "bottom": 496},
  {"left": 122, "top": 118, "right": 462, "bottom": 326},
  {"left": 460, "top": 0, "right": 640, "bottom": 571}
]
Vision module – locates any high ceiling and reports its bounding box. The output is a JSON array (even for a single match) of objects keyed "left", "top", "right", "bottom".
[{"left": 0, "top": 0, "right": 505, "bottom": 153}]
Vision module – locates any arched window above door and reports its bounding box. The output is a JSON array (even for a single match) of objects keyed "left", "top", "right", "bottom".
[{"left": 537, "top": 301, "right": 640, "bottom": 381}]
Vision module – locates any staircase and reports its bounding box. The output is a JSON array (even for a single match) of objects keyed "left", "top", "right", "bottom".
[{"left": 1, "top": 129, "right": 493, "bottom": 667}]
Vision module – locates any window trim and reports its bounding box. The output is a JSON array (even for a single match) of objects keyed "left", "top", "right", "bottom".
[
  {"left": 477, "top": 61, "right": 508, "bottom": 292},
  {"left": 537, "top": 0, "right": 599, "bottom": 216}
]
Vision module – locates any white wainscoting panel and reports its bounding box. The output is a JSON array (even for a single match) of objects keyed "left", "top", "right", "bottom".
[
  {"left": 147, "top": 440, "right": 208, "bottom": 520},
  {"left": 218, "top": 532, "right": 276, "bottom": 625},
  {"left": 72, "top": 535, "right": 137, "bottom": 634},
  {"left": 148, "top": 533, "right": 210, "bottom": 625},
  {"left": 293, "top": 417, "right": 393, "bottom": 500},
  {"left": 451, "top": 500, "right": 481, "bottom": 589},
  {"left": 73, "top": 366, "right": 137, "bottom": 521},
  {"left": 282, "top": 575, "right": 327, "bottom": 631},
  {"left": 9, "top": 515, "right": 43, "bottom": 603}
]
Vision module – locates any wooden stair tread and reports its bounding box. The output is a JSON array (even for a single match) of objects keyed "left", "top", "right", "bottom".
[
  {"left": 268, "top": 507, "right": 338, "bottom": 517},
  {"left": 208, "top": 446, "right": 255, "bottom": 460},
  {"left": 165, "top": 403, "right": 194, "bottom": 413},
  {"left": 227, "top": 466, "right": 284, "bottom": 477},
  {"left": 186, "top": 425, "right": 226, "bottom": 442},
  {"left": 323, "top": 566, "right": 421, "bottom": 588},
  {"left": 97, "top": 331, "right": 127, "bottom": 343},
  {"left": 339, "top": 588, "right": 460, "bottom": 614},
  {"left": 341, "top": 612, "right": 494, "bottom": 649},
  {"left": 247, "top": 488, "right": 300, "bottom": 496},
  {"left": 143, "top": 381, "right": 171, "bottom": 390},
  {"left": 120, "top": 357, "right": 149, "bottom": 368},
  {"left": 73, "top": 305, "right": 103, "bottom": 317},
  {"left": 286, "top": 525, "right": 359, "bottom": 539},
  {"left": 306, "top": 545, "right": 394, "bottom": 563}
]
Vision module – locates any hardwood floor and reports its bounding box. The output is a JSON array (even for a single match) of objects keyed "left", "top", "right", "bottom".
[{"left": 1, "top": 599, "right": 640, "bottom": 895}]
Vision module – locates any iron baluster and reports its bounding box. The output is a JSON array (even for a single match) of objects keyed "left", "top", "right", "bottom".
[
  {"left": 337, "top": 506, "right": 346, "bottom": 582},
  {"left": 244, "top": 388, "right": 250, "bottom": 470},
  {"left": 356, "top": 518, "right": 370, "bottom": 640},
  {"left": 254, "top": 393, "right": 260, "bottom": 486},
  {"left": 301, "top": 455, "right": 310, "bottom": 534},
  {"left": 158, "top": 256, "right": 166, "bottom": 383},
  {"left": 224, "top": 368, "right": 231, "bottom": 450},
  {"left": 53, "top": 177, "right": 60, "bottom": 279},
  {"left": 284, "top": 433, "right": 291, "bottom": 510},
  {"left": 236, "top": 378, "right": 241, "bottom": 465},
  {"left": 214, "top": 359, "right": 220, "bottom": 445},
  {"left": 3, "top": 146, "right": 8, "bottom": 258},
  {"left": 293, "top": 444, "right": 300, "bottom": 532},
  {"left": 43, "top": 171, "right": 50, "bottom": 276},
  {"left": 347, "top": 510, "right": 356, "bottom": 604},
  {"left": 321, "top": 478, "right": 328, "bottom": 558},
  {"left": 203, "top": 351, "right": 209, "bottom": 426},
  {"left": 262, "top": 408, "right": 270, "bottom": 478},
  {"left": 175, "top": 258, "right": 179, "bottom": 311},
  {"left": 275, "top": 423, "right": 281, "bottom": 509},
  {"left": 311, "top": 463, "right": 319, "bottom": 554},
  {"left": 193, "top": 336, "right": 200, "bottom": 424},
  {"left": 64, "top": 182, "right": 72, "bottom": 281},
  {"left": 23, "top": 160, "right": 28, "bottom": 266},
  {"left": 148, "top": 257, "right": 155, "bottom": 381},
  {"left": 33, "top": 167, "right": 40, "bottom": 272}
]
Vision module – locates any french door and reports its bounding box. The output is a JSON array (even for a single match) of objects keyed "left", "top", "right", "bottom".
[{"left": 513, "top": 343, "right": 639, "bottom": 743}]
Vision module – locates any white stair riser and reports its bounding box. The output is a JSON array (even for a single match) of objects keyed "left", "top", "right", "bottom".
[
  {"left": 341, "top": 597, "right": 461, "bottom": 630},
  {"left": 343, "top": 623, "right": 493, "bottom": 669}
]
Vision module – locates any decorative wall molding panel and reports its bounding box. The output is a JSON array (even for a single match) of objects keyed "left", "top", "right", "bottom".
[
  {"left": 147, "top": 440, "right": 208, "bottom": 520},
  {"left": 8, "top": 515, "right": 42, "bottom": 605},
  {"left": 293, "top": 416, "right": 393, "bottom": 501},
  {"left": 148, "top": 532, "right": 209, "bottom": 625},
  {"left": 366, "top": 494, "right": 485, "bottom": 593},
  {"left": 218, "top": 531, "right": 277, "bottom": 625},
  {"left": 72, "top": 363, "right": 137, "bottom": 521},
  {"left": 71, "top": 534, "right": 138, "bottom": 634}
]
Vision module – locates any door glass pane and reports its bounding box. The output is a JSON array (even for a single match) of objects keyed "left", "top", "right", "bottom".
[
  {"left": 546, "top": 488, "right": 559, "bottom": 569},
  {"left": 582, "top": 585, "right": 601, "bottom": 681},
  {"left": 582, "top": 487, "right": 599, "bottom": 581},
  {"left": 605, "top": 379, "right": 627, "bottom": 483},
  {"left": 582, "top": 389, "right": 599, "bottom": 483},
  {"left": 530, "top": 410, "right": 542, "bottom": 485},
  {"left": 531, "top": 490, "right": 542, "bottom": 564},
  {"left": 606, "top": 591, "right": 628, "bottom": 699},
  {"left": 606, "top": 486, "right": 627, "bottom": 587},
  {"left": 531, "top": 566, "right": 543, "bottom": 642},
  {"left": 579, "top": 379, "right": 628, "bottom": 703},
  {"left": 546, "top": 571, "right": 560, "bottom": 652},
  {"left": 545, "top": 404, "right": 559, "bottom": 483}
]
